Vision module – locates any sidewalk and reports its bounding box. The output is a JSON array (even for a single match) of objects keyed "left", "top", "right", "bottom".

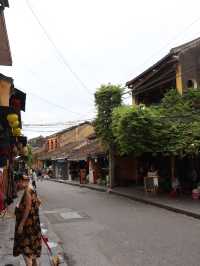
[
  {"left": 50, "top": 179, "right": 200, "bottom": 220},
  {"left": 0, "top": 206, "right": 67, "bottom": 266}
]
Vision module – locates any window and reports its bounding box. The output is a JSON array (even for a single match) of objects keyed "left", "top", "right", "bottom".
[{"left": 187, "top": 79, "right": 197, "bottom": 89}]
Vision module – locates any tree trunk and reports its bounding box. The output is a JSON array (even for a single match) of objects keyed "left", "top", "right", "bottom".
[
  {"left": 109, "top": 148, "right": 115, "bottom": 189},
  {"left": 171, "top": 155, "right": 175, "bottom": 181}
]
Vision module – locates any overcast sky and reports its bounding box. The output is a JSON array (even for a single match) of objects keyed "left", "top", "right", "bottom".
[{"left": 0, "top": 0, "right": 200, "bottom": 138}]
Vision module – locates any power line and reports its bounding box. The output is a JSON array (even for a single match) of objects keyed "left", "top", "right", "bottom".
[
  {"left": 130, "top": 16, "right": 200, "bottom": 75},
  {"left": 19, "top": 67, "right": 96, "bottom": 118},
  {"left": 27, "top": 91, "right": 95, "bottom": 119},
  {"left": 25, "top": 65, "right": 94, "bottom": 107},
  {"left": 23, "top": 119, "right": 93, "bottom": 127},
  {"left": 26, "top": 0, "right": 93, "bottom": 96},
  {"left": 23, "top": 129, "right": 58, "bottom": 133}
]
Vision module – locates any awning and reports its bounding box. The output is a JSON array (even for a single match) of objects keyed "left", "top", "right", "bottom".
[
  {"left": 68, "top": 139, "right": 106, "bottom": 161},
  {"left": 0, "top": 12, "right": 12, "bottom": 66}
]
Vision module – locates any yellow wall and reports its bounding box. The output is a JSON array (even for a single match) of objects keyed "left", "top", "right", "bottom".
[
  {"left": 176, "top": 64, "right": 183, "bottom": 95},
  {"left": 59, "top": 124, "right": 94, "bottom": 147}
]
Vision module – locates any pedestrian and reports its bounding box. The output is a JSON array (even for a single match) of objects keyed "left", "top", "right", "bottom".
[
  {"left": 32, "top": 169, "right": 37, "bottom": 190},
  {"left": 37, "top": 169, "right": 42, "bottom": 181},
  {"left": 13, "top": 175, "right": 42, "bottom": 266}
]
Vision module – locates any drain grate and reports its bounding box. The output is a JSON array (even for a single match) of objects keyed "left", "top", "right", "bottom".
[
  {"left": 45, "top": 209, "right": 89, "bottom": 224},
  {"left": 60, "top": 212, "right": 82, "bottom": 220}
]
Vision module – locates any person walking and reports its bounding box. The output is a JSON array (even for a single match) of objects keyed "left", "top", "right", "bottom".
[
  {"left": 37, "top": 169, "right": 42, "bottom": 182},
  {"left": 32, "top": 169, "right": 37, "bottom": 190},
  {"left": 13, "top": 175, "right": 42, "bottom": 266}
]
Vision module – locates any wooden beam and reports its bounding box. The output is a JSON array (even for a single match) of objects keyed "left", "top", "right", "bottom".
[
  {"left": 133, "top": 75, "right": 176, "bottom": 96},
  {"left": 133, "top": 59, "right": 177, "bottom": 91},
  {"left": 132, "top": 67, "right": 176, "bottom": 96}
]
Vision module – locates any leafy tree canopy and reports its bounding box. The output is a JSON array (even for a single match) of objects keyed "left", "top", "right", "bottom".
[
  {"left": 112, "top": 89, "right": 200, "bottom": 157},
  {"left": 94, "top": 84, "right": 124, "bottom": 148}
]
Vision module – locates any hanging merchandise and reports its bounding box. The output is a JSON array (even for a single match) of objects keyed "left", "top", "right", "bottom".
[
  {"left": 0, "top": 168, "right": 4, "bottom": 193},
  {"left": 12, "top": 145, "right": 18, "bottom": 157},
  {"left": 7, "top": 113, "right": 18, "bottom": 123},
  {"left": 10, "top": 88, "right": 26, "bottom": 112},
  {"left": 12, "top": 127, "right": 21, "bottom": 137},
  {"left": 0, "top": 129, "right": 10, "bottom": 166},
  {"left": 18, "top": 136, "right": 27, "bottom": 146},
  {"left": 23, "top": 146, "right": 28, "bottom": 157},
  {"left": 18, "top": 143, "right": 23, "bottom": 155},
  {"left": 0, "top": 73, "right": 27, "bottom": 208}
]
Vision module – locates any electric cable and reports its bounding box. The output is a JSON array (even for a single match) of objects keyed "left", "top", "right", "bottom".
[
  {"left": 129, "top": 16, "right": 200, "bottom": 76},
  {"left": 26, "top": 0, "right": 93, "bottom": 96}
]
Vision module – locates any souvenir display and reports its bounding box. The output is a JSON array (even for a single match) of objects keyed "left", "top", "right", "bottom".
[{"left": 0, "top": 73, "right": 27, "bottom": 209}]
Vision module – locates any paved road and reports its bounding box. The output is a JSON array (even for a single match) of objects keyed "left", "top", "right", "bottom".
[{"left": 38, "top": 181, "right": 200, "bottom": 266}]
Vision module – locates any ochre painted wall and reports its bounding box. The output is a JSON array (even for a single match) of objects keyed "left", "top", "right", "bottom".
[
  {"left": 59, "top": 124, "right": 94, "bottom": 147},
  {"left": 176, "top": 64, "right": 183, "bottom": 95}
]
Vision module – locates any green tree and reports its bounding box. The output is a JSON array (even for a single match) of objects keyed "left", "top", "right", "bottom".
[
  {"left": 111, "top": 88, "right": 200, "bottom": 180},
  {"left": 112, "top": 104, "right": 164, "bottom": 156},
  {"left": 94, "top": 84, "right": 124, "bottom": 148},
  {"left": 26, "top": 145, "right": 33, "bottom": 168},
  {"left": 94, "top": 84, "right": 124, "bottom": 187}
]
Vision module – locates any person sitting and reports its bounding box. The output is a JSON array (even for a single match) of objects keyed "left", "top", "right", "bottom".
[{"left": 170, "top": 177, "right": 181, "bottom": 197}]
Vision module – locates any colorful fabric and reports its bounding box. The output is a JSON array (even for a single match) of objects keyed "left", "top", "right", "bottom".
[{"left": 13, "top": 188, "right": 42, "bottom": 258}]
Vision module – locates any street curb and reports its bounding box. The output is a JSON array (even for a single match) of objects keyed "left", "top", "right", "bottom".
[
  {"left": 80, "top": 184, "right": 107, "bottom": 192},
  {"left": 49, "top": 179, "right": 107, "bottom": 192},
  {"left": 48, "top": 179, "right": 200, "bottom": 220},
  {"left": 109, "top": 190, "right": 200, "bottom": 220}
]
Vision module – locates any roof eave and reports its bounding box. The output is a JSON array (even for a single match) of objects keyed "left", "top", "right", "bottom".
[{"left": 126, "top": 53, "right": 174, "bottom": 87}]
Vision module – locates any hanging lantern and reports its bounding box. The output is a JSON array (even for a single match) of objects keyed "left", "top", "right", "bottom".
[
  {"left": 13, "top": 145, "right": 18, "bottom": 156},
  {"left": 18, "top": 142, "right": 23, "bottom": 155},
  {"left": 7, "top": 113, "right": 18, "bottom": 123},
  {"left": 23, "top": 146, "right": 28, "bottom": 157},
  {"left": 13, "top": 127, "right": 21, "bottom": 137},
  {"left": 0, "top": 74, "right": 13, "bottom": 107},
  {"left": 9, "top": 120, "right": 19, "bottom": 128}
]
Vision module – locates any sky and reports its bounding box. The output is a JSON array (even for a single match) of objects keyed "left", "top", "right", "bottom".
[{"left": 0, "top": 0, "right": 200, "bottom": 138}]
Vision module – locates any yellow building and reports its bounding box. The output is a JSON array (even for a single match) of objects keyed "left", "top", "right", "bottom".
[{"left": 126, "top": 38, "right": 200, "bottom": 105}]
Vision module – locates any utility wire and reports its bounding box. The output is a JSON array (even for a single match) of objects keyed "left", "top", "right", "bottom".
[
  {"left": 23, "top": 119, "right": 93, "bottom": 127},
  {"left": 26, "top": 0, "right": 93, "bottom": 96},
  {"left": 14, "top": 67, "right": 95, "bottom": 118},
  {"left": 25, "top": 66, "right": 94, "bottom": 107},
  {"left": 130, "top": 16, "right": 200, "bottom": 75},
  {"left": 28, "top": 91, "right": 88, "bottom": 117},
  {"left": 23, "top": 129, "right": 58, "bottom": 133}
]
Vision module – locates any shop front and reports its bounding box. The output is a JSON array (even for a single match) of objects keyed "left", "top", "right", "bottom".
[
  {"left": 0, "top": 74, "right": 28, "bottom": 213},
  {"left": 53, "top": 158, "right": 68, "bottom": 180}
]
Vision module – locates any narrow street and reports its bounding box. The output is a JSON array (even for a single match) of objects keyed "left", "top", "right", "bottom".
[{"left": 38, "top": 181, "right": 200, "bottom": 266}]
